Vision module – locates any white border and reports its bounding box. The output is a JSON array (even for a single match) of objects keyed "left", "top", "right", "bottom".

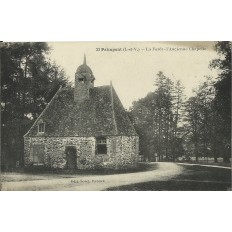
[
  {"left": 1, "top": 0, "right": 231, "bottom": 41},
  {"left": 1, "top": 1, "right": 231, "bottom": 232}
]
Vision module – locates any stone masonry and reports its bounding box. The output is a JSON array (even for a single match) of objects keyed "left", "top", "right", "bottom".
[{"left": 24, "top": 136, "right": 139, "bottom": 169}]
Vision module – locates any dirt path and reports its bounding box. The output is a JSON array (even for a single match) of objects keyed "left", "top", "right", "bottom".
[
  {"left": 177, "top": 163, "right": 232, "bottom": 169},
  {"left": 1, "top": 162, "right": 183, "bottom": 191}
]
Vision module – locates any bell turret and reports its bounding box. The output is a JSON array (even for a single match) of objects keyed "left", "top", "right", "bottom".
[{"left": 74, "top": 55, "right": 95, "bottom": 102}]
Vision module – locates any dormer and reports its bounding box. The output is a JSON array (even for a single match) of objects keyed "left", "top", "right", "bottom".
[{"left": 37, "top": 119, "right": 45, "bottom": 134}]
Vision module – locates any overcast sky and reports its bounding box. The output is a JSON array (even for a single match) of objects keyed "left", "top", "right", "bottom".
[{"left": 48, "top": 42, "right": 219, "bottom": 109}]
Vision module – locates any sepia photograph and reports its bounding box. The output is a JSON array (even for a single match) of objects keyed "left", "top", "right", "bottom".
[
  {"left": 0, "top": 41, "right": 231, "bottom": 191},
  {"left": 1, "top": 2, "right": 232, "bottom": 232}
]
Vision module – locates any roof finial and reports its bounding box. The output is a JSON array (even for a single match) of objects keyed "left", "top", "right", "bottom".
[{"left": 83, "top": 54, "right": 86, "bottom": 65}]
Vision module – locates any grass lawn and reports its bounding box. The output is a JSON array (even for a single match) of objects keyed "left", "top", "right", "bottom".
[{"left": 107, "top": 164, "right": 231, "bottom": 191}]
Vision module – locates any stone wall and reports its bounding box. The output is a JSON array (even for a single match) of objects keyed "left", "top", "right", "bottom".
[{"left": 24, "top": 136, "right": 139, "bottom": 169}]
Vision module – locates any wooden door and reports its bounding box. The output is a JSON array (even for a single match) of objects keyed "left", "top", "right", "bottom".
[
  {"left": 32, "top": 145, "right": 45, "bottom": 165},
  {"left": 65, "top": 146, "right": 77, "bottom": 169}
]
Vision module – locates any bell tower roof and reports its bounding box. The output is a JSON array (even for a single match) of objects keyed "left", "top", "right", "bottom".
[
  {"left": 83, "top": 54, "right": 86, "bottom": 65},
  {"left": 76, "top": 54, "right": 93, "bottom": 75}
]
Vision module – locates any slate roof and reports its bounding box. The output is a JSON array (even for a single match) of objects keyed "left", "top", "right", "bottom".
[
  {"left": 76, "top": 63, "right": 93, "bottom": 75},
  {"left": 25, "top": 85, "right": 138, "bottom": 137}
]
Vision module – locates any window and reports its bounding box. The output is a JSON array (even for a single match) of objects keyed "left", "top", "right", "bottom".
[
  {"left": 96, "top": 137, "right": 107, "bottom": 155},
  {"left": 38, "top": 123, "right": 45, "bottom": 133},
  {"left": 32, "top": 145, "right": 45, "bottom": 165},
  {"left": 78, "top": 77, "right": 84, "bottom": 83}
]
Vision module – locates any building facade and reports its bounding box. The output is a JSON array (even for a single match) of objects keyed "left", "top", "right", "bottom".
[{"left": 24, "top": 57, "right": 139, "bottom": 169}]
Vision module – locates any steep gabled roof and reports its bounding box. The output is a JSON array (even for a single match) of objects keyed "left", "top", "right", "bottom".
[{"left": 25, "top": 85, "right": 137, "bottom": 137}]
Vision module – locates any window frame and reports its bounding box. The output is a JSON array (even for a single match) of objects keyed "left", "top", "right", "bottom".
[
  {"left": 78, "top": 77, "right": 85, "bottom": 83},
  {"left": 38, "top": 122, "right": 45, "bottom": 134},
  {"left": 96, "top": 137, "right": 107, "bottom": 155}
]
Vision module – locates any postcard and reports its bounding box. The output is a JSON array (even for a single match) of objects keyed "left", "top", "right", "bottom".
[{"left": 1, "top": 41, "right": 231, "bottom": 191}]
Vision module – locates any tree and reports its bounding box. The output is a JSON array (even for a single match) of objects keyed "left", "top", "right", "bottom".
[
  {"left": 172, "top": 80, "right": 185, "bottom": 160},
  {"left": 209, "top": 41, "right": 231, "bottom": 162},
  {"left": 154, "top": 72, "right": 174, "bottom": 161},
  {"left": 183, "top": 77, "right": 218, "bottom": 162},
  {"left": 1, "top": 42, "right": 69, "bottom": 169},
  {"left": 184, "top": 96, "right": 201, "bottom": 162},
  {"left": 129, "top": 94, "right": 157, "bottom": 161},
  {"left": 129, "top": 71, "right": 184, "bottom": 161},
  {"left": 183, "top": 42, "right": 231, "bottom": 163}
]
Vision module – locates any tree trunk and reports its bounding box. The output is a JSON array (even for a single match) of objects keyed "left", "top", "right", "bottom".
[
  {"left": 195, "top": 142, "right": 199, "bottom": 162},
  {"left": 223, "top": 144, "right": 231, "bottom": 163}
]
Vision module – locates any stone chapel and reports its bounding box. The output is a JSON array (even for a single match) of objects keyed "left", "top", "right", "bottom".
[{"left": 24, "top": 56, "right": 139, "bottom": 169}]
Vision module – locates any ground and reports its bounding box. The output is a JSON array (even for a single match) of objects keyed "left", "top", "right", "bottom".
[{"left": 1, "top": 162, "right": 231, "bottom": 191}]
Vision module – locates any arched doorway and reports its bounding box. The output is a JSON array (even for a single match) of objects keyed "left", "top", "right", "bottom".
[{"left": 65, "top": 146, "right": 77, "bottom": 169}]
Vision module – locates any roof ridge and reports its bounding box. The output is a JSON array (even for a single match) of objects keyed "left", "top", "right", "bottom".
[
  {"left": 24, "top": 86, "right": 62, "bottom": 137},
  {"left": 110, "top": 82, "right": 118, "bottom": 135},
  {"left": 110, "top": 86, "right": 138, "bottom": 136}
]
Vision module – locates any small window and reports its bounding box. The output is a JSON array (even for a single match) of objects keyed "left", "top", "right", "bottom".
[
  {"left": 38, "top": 123, "right": 45, "bottom": 133},
  {"left": 96, "top": 137, "right": 107, "bottom": 155},
  {"left": 78, "top": 77, "right": 84, "bottom": 83}
]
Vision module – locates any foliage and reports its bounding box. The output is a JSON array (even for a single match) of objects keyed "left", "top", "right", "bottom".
[
  {"left": 130, "top": 42, "right": 231, "bottom": 163},
  {"left": 1, "top": 42, "right": 69, "bottom": 168},
  {"left": 129, "top": 72, "right": 185, "bottom": 161},
  {"left": 209, "top": 41, "right": 231, "bottom": 162},
  {"left": 183, "top": 77, "right": 216, "bottom": 161}
]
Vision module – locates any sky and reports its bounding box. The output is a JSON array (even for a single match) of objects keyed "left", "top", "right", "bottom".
[{"left": 48, "top": 42, "right": 219, "bottom": 109}]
